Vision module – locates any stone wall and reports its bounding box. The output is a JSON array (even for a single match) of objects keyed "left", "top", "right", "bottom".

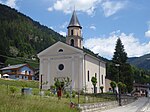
[
  {"left": 79, "top": 96, "right": 137, "bottom": 112},
  {"left": 80, "top": 101, "right": 118, "bottom": 112}
]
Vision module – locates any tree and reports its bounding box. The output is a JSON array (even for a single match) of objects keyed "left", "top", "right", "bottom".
[
  {"left": 100, "top": 86, "right": 104, "bottom": 93},
  {"left": 112, "top": 38, "right": 127, "bottom": 64},
  {"left": 118, "top": 82, "right": 123, "bottom": 92},
  {"left": 54, "top": 77, "right": 72, "bottom": 100},
  {"left": 9, "top": 86, "right": 17, "bottom": 96},
  {"left": 122, "top": 83, "right": 127, "bottom": 94},
  {"left": 0, "top": 4, "right": 65, "bottom": 64},
  {"left": 108, "top": 38, "right": 133, "bottom": 93},
  {"left": 91, "top": 76, "right": 97, "bottom": 93},
  {"left": 121, "top": 63, "right": 133, "bottom": 92},
  {"left": 110, "top": 81, "right": 117, "bottom": 93},
  {"left": 117, "top": 82, "right": 122, "bottom": 87}
]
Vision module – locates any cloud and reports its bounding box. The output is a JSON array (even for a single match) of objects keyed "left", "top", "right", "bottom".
[
  {"left": 48, "top": 0, "right": 100, "bottom": 15},
  {"left": 59, "top": 31, "right": 66, "bottom": 36},
  {"left": 6, "top": 0, "right": 18, "bottom": 9},
  {"left": 84, "top": 31, "right": 150, "bottom": 59},
  {"left": 50, "top": 26, "right": 54, "bottom": 30},
  {"left": 48, "top": 0, "right": 127, "bottom": 17},
  {"left": 145, "top": 30, "right": 150, "bottom": 38},
  {"left": 48, "top": 7, "right": 53, "bottom": 12},
  {"left": 90, "top": 25, "right": 96, "bottom": 30},
  {"left": 0, "top": 0, "right": 18, "bottom": 9},
  {"left": 101, "top": 0, "right": 127, "bottom": 17},
  {"left": 60, "top": 21, "right": 68, "bottom": 29},
  {"left": 145, "top": 21, "right": 150, "bottom": 38}
]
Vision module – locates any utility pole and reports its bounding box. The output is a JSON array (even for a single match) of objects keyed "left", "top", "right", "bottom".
[{"left": 115, "top": 64, "right": 121, "bottom": 106}]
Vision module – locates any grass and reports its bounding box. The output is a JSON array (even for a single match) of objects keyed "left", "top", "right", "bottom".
[
  {"left": 0, "top": 79, "right": 115, "bottom": 112},
  {"left": 5, "top": 58, "right": 39, "bottom": 68},
  {"left": 0, "top": 78, "right": 39, "bottom": 88},
  {"left": 0, "top": 85, "right": 78, "bottom": 112}
]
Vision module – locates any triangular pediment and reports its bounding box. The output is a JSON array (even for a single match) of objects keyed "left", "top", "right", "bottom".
[{"left": 37, "top": 41, "right": 83, "bottom": 58}]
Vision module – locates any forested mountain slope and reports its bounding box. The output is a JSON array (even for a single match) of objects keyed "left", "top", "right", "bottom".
[
  {"left": 0, "top": 4, "right": 65, "bottom": 63},
  {"left": 128, "top": 54, "right": 150, "bottom": 70}
]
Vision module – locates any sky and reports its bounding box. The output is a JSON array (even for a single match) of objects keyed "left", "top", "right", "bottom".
[{"left": 1, "top": 0, "right": 150, "bottom": 59}]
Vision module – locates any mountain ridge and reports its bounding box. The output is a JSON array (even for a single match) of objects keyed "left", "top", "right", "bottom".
[{"left": 127, "top": 53, "right": 150, "bottom": 70}]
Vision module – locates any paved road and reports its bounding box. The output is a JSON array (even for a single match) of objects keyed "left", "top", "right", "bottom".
[{"left": 101, "top": 97, "right": 150, "bottom": 112}]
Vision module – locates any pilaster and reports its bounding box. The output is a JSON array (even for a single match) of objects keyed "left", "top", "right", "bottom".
[{"left": 71, "top": 55, "right": 75, "bottom": 89}]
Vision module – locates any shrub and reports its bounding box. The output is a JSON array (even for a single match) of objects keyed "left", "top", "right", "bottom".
[
  {"left": 45, "top": 90, "right": 50, "bottom": 96},
  {"left": 110, "top": 81, "right": 117, "bottom": 93},
  {"left": 9, "top": 86, "right": 17, "bottom": 94},
  {"left": 32, "top": 88, "right": 39, "bottom": 95},
  {"left": 72, "top": 92, "right": 76, "bottom": 98},
  {"left": 66, "top": 92, "right": 70, "bottom": 98}
]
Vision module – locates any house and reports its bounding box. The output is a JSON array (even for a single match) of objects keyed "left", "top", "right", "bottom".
[
  {"left": 132, "top": 83, "right": 150, "bottom": 97},
  {"left": 0, "top": 64, "right": 35, "bottom": 80},
  {"left": 105, "top": 79, "right": 112, "bottom": 92},
  {"left": 38, "top": 10, "right": 106, "bottom": 93}
]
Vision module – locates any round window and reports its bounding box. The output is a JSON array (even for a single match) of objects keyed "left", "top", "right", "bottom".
[
  {"left": 58, "top": 49, "right": 63, "bottom": 52},
  {"left": 58, "top": 64, "right": 64, "bottom": 70}
]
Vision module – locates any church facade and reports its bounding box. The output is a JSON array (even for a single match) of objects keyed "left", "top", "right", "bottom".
[{"left": 38, "top": 11, "right": 106, "bottom": 93}]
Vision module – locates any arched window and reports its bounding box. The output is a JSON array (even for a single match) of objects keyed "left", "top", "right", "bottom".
[
  {"left": 95, "top": 73, "right": 97, "bottom": 78},
  {"left": 70, "top": 39, "right": 74, "bottom": 46},
  {"left": 58, "top": 49, "right": 63, "bottom": 52},
  {"left": 71, "top": 29, "right": 74, "bottom": 35},
  {"left": 87, "top": 71, "right": 89, "bottom": 82},
  {"left": 80, "top": 40, "right": 81, "bottom": 47},
  {"left": 101, "top": 75, "right": 103, "bottom": 84}
]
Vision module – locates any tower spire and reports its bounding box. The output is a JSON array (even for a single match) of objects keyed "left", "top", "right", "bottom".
[{"left": 67, "top": 10, "right": 82, "bottom": 29}]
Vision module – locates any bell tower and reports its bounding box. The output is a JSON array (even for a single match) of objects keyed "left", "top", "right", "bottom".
[{"left": 66, "top": 10, "right": 83, "bottom": 49}]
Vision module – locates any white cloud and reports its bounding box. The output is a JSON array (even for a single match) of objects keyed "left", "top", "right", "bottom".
[
  {"left": 145, "top": 21, "right": 150, "bottom": 38},
  {"left": 48, "top": 0, "right": 127, "bottom": 17},
  {"left": 84, "top": 31, "right": 150, "bottom": 59},
  {"left": 59, "top": 31, "right": 66, "bottom": 36},
  {"left": 0, "top": 0, "right": 18, "bottom": 9},
  {"left": 6, "top": 0, "right": 18, "bottom": 9},
  {"left": 101, "top": 0, "right": 127, "bottom": 17},
  {"left": 50, "top": 26, "right": 54, "bottom": 30},
  {"left": 60, "top": 21, "right": 68, "bottom": 29},
  {"left": 48, "top": 7, "right": 53, "bottom": 12},
  {"left": 90, "top": 25, "right": 96, "bottom": 30},
  {"left": 145, "top": 30, "right": 150, "bottom": 38},
  {"left": 48, "top": 0, "right": 101, "bottom": 15}
]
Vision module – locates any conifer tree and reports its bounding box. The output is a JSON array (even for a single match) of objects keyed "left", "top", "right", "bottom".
[
  {"left": 109, "top": 38, "right": 133, "bottom": 92},
  {"left": 112, "top": 38, "right": 127, "bottom": 64}
]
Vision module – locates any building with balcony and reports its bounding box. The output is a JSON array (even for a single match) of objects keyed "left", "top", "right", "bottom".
[{"left": 0, "top": 64, "right": 35, "bottom": 80}]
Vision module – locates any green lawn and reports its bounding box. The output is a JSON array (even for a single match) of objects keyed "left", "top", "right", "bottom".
[
  {"left": 0, "top": 79, "right": 115, "bottom": 112},
  {"left": 0, "top": 85, "right": 78, "bottom": 112},
  {"left": 5, "top": 58, "right": 39, "bottom": 68},
  {"left": 0, "top": 78, "right": 39, "bottom": 88}
]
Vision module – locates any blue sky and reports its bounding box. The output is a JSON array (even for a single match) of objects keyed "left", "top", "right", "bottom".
[{"left": 1, "top": 0, "right": 150, "bottom": 59}]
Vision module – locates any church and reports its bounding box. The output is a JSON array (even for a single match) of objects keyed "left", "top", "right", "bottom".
[{"left": 37, "top": 10, "right": 106, "bottom": 93}]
